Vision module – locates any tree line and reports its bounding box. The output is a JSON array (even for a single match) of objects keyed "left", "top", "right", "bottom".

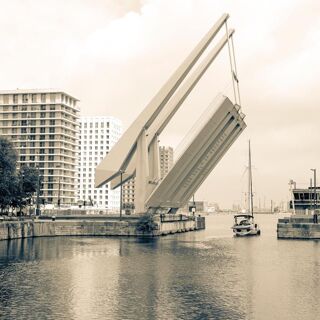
[{"left": 0, "top": 137, "right": 38, "bottom": 215}]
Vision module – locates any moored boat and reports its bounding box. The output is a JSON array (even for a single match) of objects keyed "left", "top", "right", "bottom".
[
  {"left": 232, "top": 140, "right": 261, "bottom": 237},
  {"left": 232, "top": 214, "right": 260, "bottom": 236}
]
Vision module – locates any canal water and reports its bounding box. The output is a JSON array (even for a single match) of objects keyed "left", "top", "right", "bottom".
[{"left": 1, "top": 214, "right": 320, "bottom": 320}]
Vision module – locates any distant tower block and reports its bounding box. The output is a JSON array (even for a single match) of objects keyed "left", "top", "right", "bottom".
[{"left": 159, "top": 146, "right": 174, "bottom": 178}]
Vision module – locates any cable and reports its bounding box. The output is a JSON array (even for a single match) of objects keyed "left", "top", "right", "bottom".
[
  {"left": 231, "top": 36, "right": 242, "bottom": 106},
  {"left": 225, "top": 21, "right": 237, "bottom": 105}
]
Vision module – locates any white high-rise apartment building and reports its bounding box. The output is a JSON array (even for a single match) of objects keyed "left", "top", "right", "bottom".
[
  {"left": 0, "top": 89, "right": 79, "bottom": 205},
  {"left": 78, "top": 116, "right": 122, "bottom": 210}
]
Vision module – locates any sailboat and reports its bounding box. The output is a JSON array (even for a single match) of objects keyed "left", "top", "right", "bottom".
[{"left": 232, "top": 140, "right": 261, "bottom": 236}]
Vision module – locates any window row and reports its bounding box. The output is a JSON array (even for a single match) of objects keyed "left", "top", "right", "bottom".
[{"left": 81, "top": 122, "right": 109, "bottom": 128}]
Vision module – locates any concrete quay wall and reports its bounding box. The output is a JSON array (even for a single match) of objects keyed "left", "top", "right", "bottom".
[
  {"left": 159, "top": 217, "right": 205, "bottom": 235},
  {"left": 277, "top": 215, "right": 320, "bottom": 239},
  {"left": 0, "top": 216, "right": 205, "bottom": 241}
]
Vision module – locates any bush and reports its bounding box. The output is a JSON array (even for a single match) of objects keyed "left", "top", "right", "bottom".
[{"left": 136, "top": 214, "right": 158, "bottom": 232}]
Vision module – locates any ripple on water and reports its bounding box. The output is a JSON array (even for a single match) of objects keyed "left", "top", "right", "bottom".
[{"left": 1, "top": 215, "right": 320, "bottom": 319}]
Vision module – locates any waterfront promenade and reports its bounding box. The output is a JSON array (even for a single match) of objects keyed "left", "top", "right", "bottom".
[{"left": 0, "top": 214, "right": 205, "bottom": 240}]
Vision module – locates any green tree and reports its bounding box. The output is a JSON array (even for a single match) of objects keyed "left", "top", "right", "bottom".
[
  {"left": 0, "top": 137, "right": 38, "bottom": 215},
  {"left": 12, "top": 166, "right": 38, "bottom": 215},
  {"left": 0, "top": 137, "right": 17, "bottom": 214}
]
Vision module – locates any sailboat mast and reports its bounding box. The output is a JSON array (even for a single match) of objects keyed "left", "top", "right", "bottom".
[
  {"left": 248, "top": 140, "right": 254, "bottom": 217},
  {"left": 247, "top": 146, "right": 251, "bottom": 214}
]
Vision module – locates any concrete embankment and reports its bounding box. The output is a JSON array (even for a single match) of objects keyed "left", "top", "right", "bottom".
[
  {"left": 277, "top": 215, "right": 320, "bottom": 239},
  {"left": 0, "top": 215, "right": 205, "bottom": 241}
]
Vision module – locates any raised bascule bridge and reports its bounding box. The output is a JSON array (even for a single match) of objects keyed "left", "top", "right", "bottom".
[{"left": 95, "top": 14, "right": 246, "bottom": 225}]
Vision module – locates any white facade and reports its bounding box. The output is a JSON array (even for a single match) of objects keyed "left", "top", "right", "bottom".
[
  {"left": 159, "top": 146, "right": 174, "bottom": 178},
  {"left": 78, "top": 116, "right": 122, "bottom": 210},
  {"left": 0, "top": 89, "right": 79, "bottom": 205}
]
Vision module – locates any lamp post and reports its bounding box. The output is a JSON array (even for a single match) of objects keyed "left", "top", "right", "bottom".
[
  {"left": 35, "top": 153, "right": 42, "bottom": 216},
  {"left": 310, "top": 169, "right": 316, "bottom": 210},
  {"left": 58, "top": 175, "right": 61, "bottom": 209},
  {"left": 56, "top": 165, "right": 61, "bottom": 209},
  {"left": 119, "top": 170, "right": 123, "bottom": 221},
  {"left": 311, "top": 169, "right": 317, "bottom": 223},
  {"left": 36, "top": 164, "right": 41, "bottom": 216},
  {"left": 289, "top": 179, "right": 296, "bottom": 215}
]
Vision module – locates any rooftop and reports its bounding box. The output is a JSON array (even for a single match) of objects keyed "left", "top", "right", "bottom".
[{"left": 0, "top": 88, "right": 79, "bottom": 101}]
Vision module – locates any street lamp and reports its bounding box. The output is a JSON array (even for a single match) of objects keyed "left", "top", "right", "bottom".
[
  {"left": 119, "top": 170, "right": 124, "bottom": 221},
  {"left": 35, "top": 154, "right": 42, "bottom": 216},
  {"left": 36, "top": 163, "right": 41, "bottom": 216},
  {"left": 56, "top": 165, "right": 61, "bottom": 209},
  {"left": 310, "top": 168, "right": 317, "bottom": 223}
]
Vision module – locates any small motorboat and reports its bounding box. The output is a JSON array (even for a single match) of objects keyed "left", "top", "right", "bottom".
[{"left": 232, "top": 214, "right": 260, "bottom": 236}]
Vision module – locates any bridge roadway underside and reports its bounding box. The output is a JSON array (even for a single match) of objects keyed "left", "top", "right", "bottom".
[{"left": 146, "top": 97, "right": 246, "bottom": 212}]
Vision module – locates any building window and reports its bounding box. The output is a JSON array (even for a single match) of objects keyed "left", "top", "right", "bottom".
[
  {"left": 50, "top": 93, "right": 56, "bottom": 103},
  {"left": 13, "top": 94, "right": 18, "bottom": 103}
]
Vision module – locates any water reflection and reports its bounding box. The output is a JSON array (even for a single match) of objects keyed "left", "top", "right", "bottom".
[{"left": 1, "top": 215, "right": 320, "bottom": 320}]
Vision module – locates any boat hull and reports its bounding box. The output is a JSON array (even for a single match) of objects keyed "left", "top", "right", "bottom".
[
  {"left": 232, "top": 225, "right": 261, "bottom": 237},
  {"left": 233, "top": 229, "right": 261, "bottom": 237}
]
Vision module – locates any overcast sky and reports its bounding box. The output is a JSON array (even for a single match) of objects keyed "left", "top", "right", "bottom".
[{"left": 1, "top": 0, "right": 320, "bottom": 209}]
